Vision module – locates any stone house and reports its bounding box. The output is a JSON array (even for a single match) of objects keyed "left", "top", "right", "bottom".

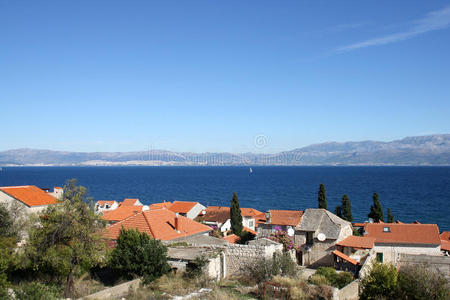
[
  {"left": 0, "top": 185, "right": 59, "bottom": 215},
  {"left": 257, "top": 209, "right": 303, "bottom": 238},
  {"left": 362, "top": 223, "right": 442, "bottom": 266},
  {"left": 295, "top": 208, "right": 353, "bottom": 267}
]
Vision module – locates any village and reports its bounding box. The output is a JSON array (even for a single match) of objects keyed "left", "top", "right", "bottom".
[{"left": 0, "top": 183, "right": 449, "bottom": 299}]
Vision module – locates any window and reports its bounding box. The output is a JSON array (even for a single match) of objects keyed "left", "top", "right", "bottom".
[
  {"left": 248, "top": 220, "right": 254, "bottom": 228},
  {"left": 383, "top": 227, "right": 390, "bottom": 232},
  {"left": 376, "top": 252, "right": 384, "bottom": 263}
]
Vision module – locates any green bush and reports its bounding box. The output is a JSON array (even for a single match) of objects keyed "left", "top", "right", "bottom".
[
  {"left": 14, "top": 282, "right": 62, "bottom": 300},
  {"left": 313, "top": 267, "right": 353, "bottom": 289},
  {"left": 244, "top": 251, "right": 297, "bottom": 284},
  {"left": 309, "top": 274, "right": 329, "bottom": 286},
  {"left": 109, "top": 228, "right": 170, "bottom": 283},
  {"left": 397, "top": 265, "right": 449, "bottom": 300},
  {"left": 360, "top": 262, "right": 398, "bottom": 300}
]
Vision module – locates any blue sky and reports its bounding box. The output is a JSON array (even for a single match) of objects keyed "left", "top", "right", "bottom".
[{"left": 1, "top": 1, "right": 449, "bottom": 153}]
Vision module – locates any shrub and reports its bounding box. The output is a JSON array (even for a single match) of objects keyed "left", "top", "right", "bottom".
[
  {"left": 14, "top": 282, "right": 62, "bottom": 300},
  {"left": 397, "top": 264, "right": 449, "bottom": 300},
  {"left": 360, "top": 262, "right": 397, "bottom": 300},
  {"left": 312, "top": 267, "right": 353, "bottom": 289},
  {"left": 243, "top": 251, "right": 298, "bottom": 284},
  {"left": 309, "top": 274, "right": 329, "bottom": 286},
  {"left": 335, "top": 271, "right": 354, "bottom": 289},
  {"left": 185, "top": 256, "right": 208, "bottom": 278},
  {"left": 109, "top": 228, "right": 170, "bottom": 283}
]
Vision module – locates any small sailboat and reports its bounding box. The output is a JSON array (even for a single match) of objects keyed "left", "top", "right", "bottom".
[{"left": 249, "top": 167, "right": 253, "bottom": 174}]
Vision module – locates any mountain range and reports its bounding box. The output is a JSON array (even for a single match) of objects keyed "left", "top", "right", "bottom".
[{"left": 1, "top": 134, "right": 449, "bottom": 166}]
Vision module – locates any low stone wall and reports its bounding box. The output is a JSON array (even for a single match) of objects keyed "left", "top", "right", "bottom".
[
  {"left": 79, "top": 279, "right": 141, "bottom": 300},
  {"left": 399, "top": 253, "right": 450, "bottom": 281},
  {"left": 336, "top": 279, "right": 359, "bottom": 300}
]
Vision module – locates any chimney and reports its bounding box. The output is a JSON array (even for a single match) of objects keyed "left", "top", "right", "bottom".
[
  {"left": 175, "top": 213, "right": 180, "bottom": 232},
  {"left": 265, "top": 211, "right": 271, "bottom": 224}
]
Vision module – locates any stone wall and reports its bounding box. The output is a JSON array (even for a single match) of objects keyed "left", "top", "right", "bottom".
[
  {"left": 373, "top": 244, "right": 441, "bottom": 266},
  {"left": 399, "top": 253, "right": 450, "bottom": 281},
  {"left": 79, "top": 279, "right": 141, "bottom": 300},
  {"left": 336, "top": 279, "right": 359, "bottom": 300}
]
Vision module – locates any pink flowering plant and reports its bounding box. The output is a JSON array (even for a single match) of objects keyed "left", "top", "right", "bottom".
[{"left": 269, "top": 228, "right": 299, "bottom": 252}]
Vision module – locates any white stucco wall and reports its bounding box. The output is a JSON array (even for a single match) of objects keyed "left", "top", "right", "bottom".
[
  {"left": 243, "top": 216, "right": 256, "bottom": 231},
  {"left": 220, "top": 219, "right": 231, "bottom": 232},
  {"left": 373, "top": 243, "right": 442, "bottom": 266}
]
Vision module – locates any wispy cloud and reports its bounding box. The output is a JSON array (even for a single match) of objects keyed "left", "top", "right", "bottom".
[{"left": 335, "top": 5, "right": 450, "bottom": 52}]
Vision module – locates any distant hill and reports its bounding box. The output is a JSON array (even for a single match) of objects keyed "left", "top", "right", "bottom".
[{"left": 1, "top": 134, "right": 449, "bottom": 166}]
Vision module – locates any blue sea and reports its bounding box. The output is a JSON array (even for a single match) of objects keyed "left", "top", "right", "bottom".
[{"left": 0, "top": 166, "right": 449, "bottom": 231}]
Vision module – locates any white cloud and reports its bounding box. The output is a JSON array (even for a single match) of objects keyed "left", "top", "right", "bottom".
[{"left": 335, "top": 5, "right": 450, "bottom": 52}]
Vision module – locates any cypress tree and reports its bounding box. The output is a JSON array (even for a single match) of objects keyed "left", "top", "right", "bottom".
[
  {"left": 368, "top": 192, "right": 384, "bottom": 222},
  {"left": 387, "top": 208, "right": 394, "bottom": 223},
  {"left": 341, "top": 194, "right": 353, "bottom": 222},
  {"left": 318, "top": 183, "right": 327, "bottom": 210},
  {"left": 230, "top": 192, "right": 243, "bottom": 236},
  {"left": 334, "top": 206, "right": 342, "bottom": 218}
]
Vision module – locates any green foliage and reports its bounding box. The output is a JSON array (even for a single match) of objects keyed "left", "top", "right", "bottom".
[
  {"left": 185, "top": 256, "right": 208, "bottom": 278},
  {"left": 334, "top": 205, "right": 342, "bottom": 218},
  {"left": 0, "top": 204, "right": 15, "bottom": 238},
  {"left": 237, "top": 230, "right": 255, "bottom": 244},
  {"left": 14, "top": 282, "right": 62, "bottom": 300},
  {"left": 318, "top": 183, "right": 327, "bottom": 210},
  {"left": 397, "top": 265, "right": 449, "bottom": 300},
  {"left": 309, "top": 274, "right": 329, "bottom": 286},
  {"left": 387, "top": 208, "right": 394, "bottom": 223},
  {"left": 22, "top": 179, "right": 105, "bottom": 297},
  {"left": 335, "top": 195, "right": 353, "bottom": 222},
  {"left": 313, "top": 267, "right": 354, "bottom": 289},
  {"left": 360, "top": 262, "right": 397, "bottom": 300},
  {"left": 230, "top": 192, "right": 243, "bottom": 236},
  {"left": 244, "top": 251, "right": 297, "bottom": 284},
  {"left": 368, "top": 192, "right": 384, "bottom": 222},
  {"left": 109, "top": 228, "right": 170, "bottom": 284},
  {"left": 269, "top": 229, "right": 298, "bottom": 251},
  {"left": 353, "top": 228, "right": 363, "bottom": 236}
]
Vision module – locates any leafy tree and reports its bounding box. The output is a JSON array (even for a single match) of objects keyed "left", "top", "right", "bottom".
[
  {"left": 341, "top": 194, "right": 353, "bottom": 222},
  {"left": 387, "top": 208, "right": 394, "bottom": 223},
  {"left": 318, "top": 184, "right": 327, "bottom": 210},
  {"left": 397, "top": 264, "right": 449, "bottom": 300},
  {"left": 368, "top": 192, "right": 384, "bottom": 222},
  {"left": 109, "top": 228, "right": 170, "bottom": 283},
  {"left": 23, "top": 179, "right": 105, "bottom": 297},
  {"left": 360, "top": 262, "right": 397, "bottom": 300},
  {"left": 230, "top": 192, "right": 243, "bottom": 236},
  {"left": 14, "top": 282, "right": 62, "bottom": 300}
]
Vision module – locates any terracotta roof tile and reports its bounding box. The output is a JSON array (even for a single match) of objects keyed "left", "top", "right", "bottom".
[
  {"left": 364, "top": 223, "right": 441, "bottom": 245},
  {"left": 333, "top": 250, "right": 358, "bottom": 265},
  {"left": 243, "top": 227, "right": 257, "bottom": 235},
  {"left": 103, "top": 209, "right": 212, "bottom": 241},
  {"left": 102, "top": 206, "right": 144, "bottom": 222},
  {"left": 440, "top": 231, "right": 450, "bottom": 241},
  {"left": 0, "top": 185, "right": 59, "bottom": 207},
  {"left": 202, "top": 206, "right": 265, "bottom": 224},
  {"left": 223, "top": 234, "right": 240, "bottom": 244},
  {"left": 121, "top": 198, "right": 139, "bottom": 206},
  {"left": 168, "top": 201, "right": 198, "bottom": 214},
  {"left": 268, "top": 210, "right": 303, "bottom": 226},
  {"left": 337, "top": 236, "right": 375, "bottom": 249},
  {"left": 149, "top": 202, "right": 173, "bottom": 210},
  {"left": 441, "top": 240, "right": 450, "bottom": 251}
]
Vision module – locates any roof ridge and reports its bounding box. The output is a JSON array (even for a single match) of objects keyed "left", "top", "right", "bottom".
[{"left": 142, "top": 211, "right": 155, "bottom": 238}]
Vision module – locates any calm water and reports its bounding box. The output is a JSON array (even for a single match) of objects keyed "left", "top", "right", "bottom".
[{"left": 0, "top": 166, "right": 449, "bottom": 231}]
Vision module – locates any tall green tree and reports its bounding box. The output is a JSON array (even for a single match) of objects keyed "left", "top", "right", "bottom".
[
  {"left": 109, "top": 228, "right": 170, "bottom": 283},
  {"left": 387, "top": 208, "right": 394, "bottom": 223},
  {"left": 368, "top": 192, "right": 384, "bottom": 222},
  {"left": 341, "top": 194, "right": 353, "bottom": 222},
  {"left": 230, "top": 192, "right": 243, "bottom": 236},
  {"left": 24, "top": 179, "right": 105, "bottom": 297},
  {"left": 334, "top": 206, "right": 342, "bottom": 218},
  {"left": 318, "top": 183, "right": 327, "bottom": 210}
]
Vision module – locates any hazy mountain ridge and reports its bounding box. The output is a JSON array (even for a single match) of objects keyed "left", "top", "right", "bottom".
[{"left": 1, "top": 134, "right": 449, "bottom": 166}]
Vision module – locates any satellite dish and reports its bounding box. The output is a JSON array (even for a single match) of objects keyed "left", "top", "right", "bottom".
[
  {"left": 317, "top": 233, "right": 326, "bottom": 241},
  {"left": 287, "top": 228, "right": 295, "bottom": 237}
]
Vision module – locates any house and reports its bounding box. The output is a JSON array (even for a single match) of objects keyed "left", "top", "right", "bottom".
[
  {"left": 103, "top": 209, "right": 212, "bottom": 243},
  {"left": 333, "top": 236, "right": 377, "bottom": 274},
  {"left": 257, "top": 209, "right": 303, "bottom": 238},
  {"left": 168, "top": 201, "right": 206, "bottom": 220},
  {"left": 199, "top": 206, "right": 264, "bottom": 233},
  {"left": 149, "top": 201, "right": 173, "bottom": 210},
  {"left": 295, "top": 208, "right": 353, "bottom": 267},
  {"left": 95, "top": 200, "right": 119, "bottom": 213},
  {"left": 0, "top": 185, "right": 59, "bottom": 215},
  {"left": 362, "top": 223, "right": 442, "bottom": 265}
]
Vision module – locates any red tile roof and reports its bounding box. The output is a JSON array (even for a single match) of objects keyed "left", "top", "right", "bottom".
[
  {"left": 102, "top": 206, "right": 144, "bottom": 222},
  {"left": 337, "top": 236, "right": 375, "bottom": 249},
  {"left": 243, "top": 227, "right": 257, "bottom": 235},
  {"left": 0, "top": 185, "right": 59, "bottom": 207},
  {"left": 103, "top": 209, "right": 212, "bottom": 241},
  {"left": 96, "top": 200, "right": 116, "bottom": 207},
  {"left": 352, "top": 223, "right": 367, "bottom": 227},
  {"left": 268, "top": 210, "right": 303, "bottom": 226},
  {"left": 223, "top": 234, "right": 240, "bottom": 244},
  {"left": 441, "top": 240, "right": 450, "bottom": 252},
  {"left": 121, "top": 198, "right": 139, "bottom": 206},
  {"left": 364, "top": 223, "right": 441, "bottom": 245},
  {"left": 440, "top": 231, "right": 450, "bottom": 241},
  {"left": 333, "top": 250, "right": 358, "bottom": 265},
  {"left": 201, "top": 206, "right": 265, "bottom": 224},
  {"left": 149, "top": 202, "right": 173, "bottom": 210},
  {"left": 168, "top": 201, "right": 198, "bottom": 214}
]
